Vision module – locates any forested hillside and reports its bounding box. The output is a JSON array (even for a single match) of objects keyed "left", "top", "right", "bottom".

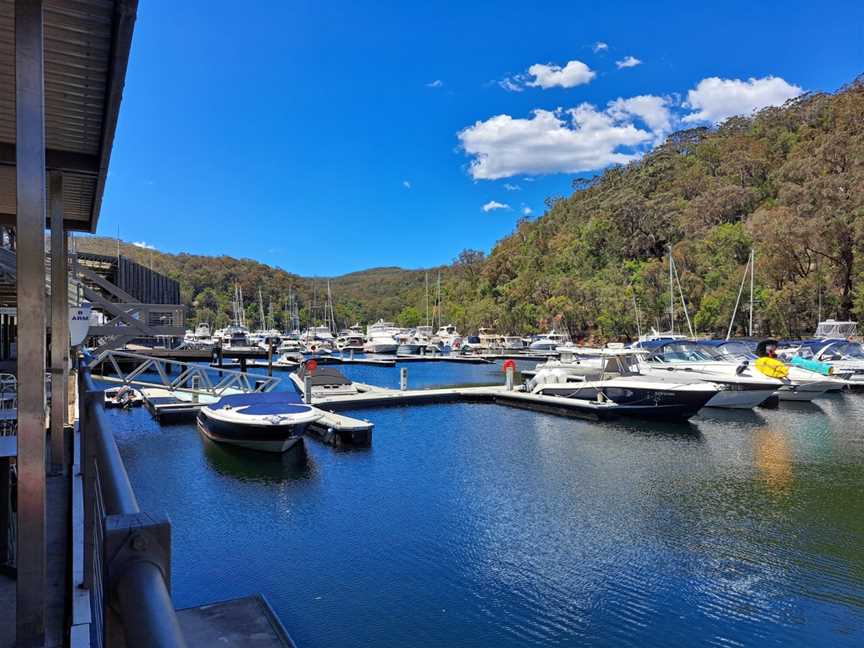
[
  {"left": 78, "top": 77, "right": 864, "bottom": 339},
  {"left": 446, "top": 77, "right": 864, "bottom": 339},
  {"left": 75, "top": 237, "right": 440, "bottom": 329}
]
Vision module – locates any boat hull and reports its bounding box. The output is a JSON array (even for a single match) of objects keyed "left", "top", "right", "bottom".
[
  {"left": 535, "top": 385, "right": 714, "bottom": 421},
  {"left": 706, "top": 387, "right": 775, "bottom": 409},
  {"left": 197, "top": 413, "right": 309, "bottom": 453}
]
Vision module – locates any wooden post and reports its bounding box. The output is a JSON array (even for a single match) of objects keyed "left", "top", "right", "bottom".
[
  {"left": 16, "top": 0, "right": 48, "bottom": 642},
  {"left": 240, "top": 356, "right": 247, "bottom": 373},
  {"left": 267, "top": 340, "right": 273, "bottom": 377},
  {"left": 400, "top": 367, "right": 408, "bottom": 391},
  {"left": 50, "top": 172, "right": 68, "bottom": 474}
]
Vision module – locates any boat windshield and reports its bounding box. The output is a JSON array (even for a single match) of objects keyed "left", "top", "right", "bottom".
[
  {"left": 711, "top": 341, "right": 757, "bottom": 361},
  {"left": 651, "top": 343, "right": 716, "bottom": 362},
  {"left": 821, "top": 340, "right": 864, "bottom": 360}
]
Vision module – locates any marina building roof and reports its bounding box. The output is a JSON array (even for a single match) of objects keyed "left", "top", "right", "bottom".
[{"left": 0, "top": 0, "right": 137, "bottom": 232}]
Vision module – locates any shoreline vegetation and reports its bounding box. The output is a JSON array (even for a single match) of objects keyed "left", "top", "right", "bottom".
[{"left": 78, "top": 76, "right": 864, "bottom": 341}]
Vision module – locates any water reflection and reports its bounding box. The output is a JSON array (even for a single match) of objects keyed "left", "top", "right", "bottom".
[
  {"left": 754, "top": 426, "right": 793, "bottom": 492},
  {"left": 200, "top": 434, "right": 317, "bottom": 484}
]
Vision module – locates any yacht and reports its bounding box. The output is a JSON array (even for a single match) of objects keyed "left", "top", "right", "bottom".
[
  {"left": 527, "top": 349, "right": 719, "bottom": 421},
  {"left": 197, "top": 391, "right": 320, "bottom": 453}
]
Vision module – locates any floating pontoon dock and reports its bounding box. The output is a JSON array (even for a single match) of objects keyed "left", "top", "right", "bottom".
[{"left": 290, "top": 375, "right": 619, "bottom": 421}]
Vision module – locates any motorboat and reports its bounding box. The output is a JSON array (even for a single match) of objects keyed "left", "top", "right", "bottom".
[
  {"left": 434, "top": 324, "right": 462, "bottom": 352},
  {"left": 502, "top": 335, "right": 525, "bottom": 351},
  {"left": 336, "top": 324, "right": 366, "bottom": 351},
  {"left": 301, "top": 326, "right": 336, "bottom": 351},
  {"left": 364, "top": 331, "right": 399, "bottom": 354},
  {"left": 274, "top": 351, "right": 304, "bottom": 367},
  {"left": 478, "top": 328, "right": 503, "bottom": 351},
  {"left": 104, "top": 385, "right": 144, "bottom": 409},
  {"left": 634, "top": 340, "right": 781, "bottom": 408},
  {"left": 528, "top": 330, "right": 568, "bottom": 353},
  {"left": 786, "top": 339, "right": 864, "bottom": 388},
  {"left": 698, "top": 340, "right": 838, "bottom": 401},
  {"left": 196, "top": 391, "right": 321, "bottom": 453},
  {"left": 290, "top": 364, "right": 363, "bottom": 398},
  {"left": 277, "top": 336, "right": 302, "bottom": 353},
  {"left": 527, "top": 349, "right": 719, "bottom": 421},
  {"left": 461, "top": 335, "right": 483, "bottom": 353}
]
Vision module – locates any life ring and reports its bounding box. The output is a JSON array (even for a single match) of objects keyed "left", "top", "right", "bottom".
[{"left": 755, "top": 357, "right": 789, "bottom": 379}]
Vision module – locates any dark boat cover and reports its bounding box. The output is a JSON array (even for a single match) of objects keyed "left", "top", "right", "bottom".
[
  {"left": 212, "top": 391, "right": 310, "bottom": 415},
  {"left": 296, "top": 365, "right": 353, "bottom": 386}
]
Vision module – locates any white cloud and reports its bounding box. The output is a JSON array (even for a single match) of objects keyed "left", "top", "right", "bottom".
[
  {"left": 459, "top": 104, "right": 653, "bottom": 180},
  {"left": 426, "top": 79, "right": 443, "bottom": 88},
  {"left": 527, "top": 60, "right": 595, "bottom": 89},
  {"left": 499, "top": 77, "right": 524, "bottom": 93},
  {"left": 522, "top": 206, "right": 533, "bottom": 216},
  {"left": 682, "top": 76, "right": 802, "bottom": 125},
  {"left": 482, "top": 200, "right": 510, "bottom": 213},
  {"left": 616, "top": 56, "right": 642, "bottom": 69},
  {"left": 593, "top": 42, "right": 609, "bottom": 53},
  {"left": 403, "top": 180, "right": 412, "bottom": 189},
  {"left": 500, "top": 59, "right": 595, "bottom": 92},
  {"left": 132, "top": 241, "right": 155, "bottom": 250},
  {"left": 504, "top": 183, "right": 521, "bottom": 191},
  {"left": 607, "top": 95, "right": 673, "bottom": 139}
]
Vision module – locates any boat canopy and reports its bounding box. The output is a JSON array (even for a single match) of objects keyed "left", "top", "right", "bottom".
[
  {"left": 212, "top": 391, "right": 309, "bottom": 415},
  {"left": 815, "top": 319, "right": 858, "bottom": 339}
]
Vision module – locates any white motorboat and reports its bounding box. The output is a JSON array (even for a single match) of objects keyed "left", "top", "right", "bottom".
[
  {"left": 433, "top": 324, "right": 462, "bottom": 352},
  {"left": 364, "top": 332, "right": 399, "bottom": 354},
  {"left": 528, "top": 330, "right": 568, "bottom": 353},
  {"left": 290, "top": 364, "right": 363, "bottom": 398},
  {"left": 635, "top": 340, "right": 781, "bottom": 408},
  {"left": 700, "top": 340, "right": 838, "bottom": 401},
  {"left": 527, "top": 350, "right": 719, "bottom": 421},
  {"left": 197, "top": 391, "right": 321, "bottom": 453},
  {"left": 104, "top": 385, "right": 144, "bottom": 409}
]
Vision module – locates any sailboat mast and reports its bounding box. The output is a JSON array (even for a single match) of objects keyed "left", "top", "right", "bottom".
[
  {"left": 425, "top": 272, "right": 429, "bottom": 327},
  {"left": 748, "top": 249, "right": 755, "bottom": 337},
  {"left": 669, "top": 247, "right": 674, "bottom": 334},
  {"left": 258, "top": 288, "right": 266, "bottom": 331}
]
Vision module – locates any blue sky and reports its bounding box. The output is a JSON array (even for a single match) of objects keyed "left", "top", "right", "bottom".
[{"left": 96, "top": 0, "right": 864, "bottom": 276}]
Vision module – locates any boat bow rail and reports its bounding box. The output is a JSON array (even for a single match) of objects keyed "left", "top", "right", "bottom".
[{"left": 88, "top": 349, "right": 281, "bottom": 397}]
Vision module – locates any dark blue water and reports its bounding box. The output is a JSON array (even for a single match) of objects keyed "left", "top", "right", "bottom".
[{"left": 109, "top": 360, "right": 864, "bottom": 647}]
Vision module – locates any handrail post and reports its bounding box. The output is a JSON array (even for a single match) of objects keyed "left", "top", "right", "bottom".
[{"left": 104, "top": 511, "right": 186, "bottom": 647}]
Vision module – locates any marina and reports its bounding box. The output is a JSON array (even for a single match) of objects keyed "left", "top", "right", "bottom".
[{"left": 0, "top": 2, "right": 862, "bottom": 648}]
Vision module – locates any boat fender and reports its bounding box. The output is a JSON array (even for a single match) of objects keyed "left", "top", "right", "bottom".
[
  {"left": 790, "top": 356, "right": 833, "bottom": 376},
  {"left": 755, "top": 357, "right": 789, "bottom": 379}
]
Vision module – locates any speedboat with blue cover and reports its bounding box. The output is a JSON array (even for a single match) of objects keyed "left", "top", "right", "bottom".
[{"left": 197, "top": 391, "right": 321, "bottom": 453}]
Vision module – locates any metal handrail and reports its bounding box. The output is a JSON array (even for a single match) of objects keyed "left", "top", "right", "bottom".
[{"left": 80, "top": 366, "right": 188, "bottom": 648}]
